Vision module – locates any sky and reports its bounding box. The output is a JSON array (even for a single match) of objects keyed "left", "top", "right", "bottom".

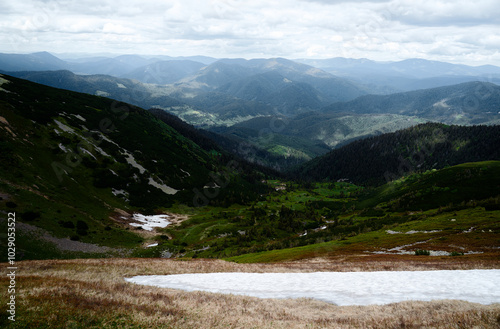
[{"left": 1, "top": 0, "right": 500, "bottom": 65}]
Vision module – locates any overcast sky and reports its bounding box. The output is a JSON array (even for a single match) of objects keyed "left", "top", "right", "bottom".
[{"left": 1, "top": 0, "right": 500, "bottom": 65}]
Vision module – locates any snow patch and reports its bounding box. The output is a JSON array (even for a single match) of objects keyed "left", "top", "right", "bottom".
[
  {"left": 73, "top": 114, "right": 86, "bottom": 122},
  {"left": 112, "top": 188, "right": 128, "bottom": 197},
  {"left": 386, "top": 230, "right": 441, "bottom": 234},
  {"left": 180, "top": 169, "right": 191, "bottom": 177},
  {"left": 96, "top": 90, "right": 110, "bottom": 97},
  {"left": 130, "top": 214, "right": 171, "bottom": 231},
  {"left": 125, "top": 270, "right": 500, "bottom": 306},
  {"left": 79, "top": 147, "right": 96, "bottom": 160},
  {"left": 0, "top": 76, "right": 9, "bottom": 86},
  {"left": 122, "top": 151, "right": 146, "bottom": 174},
  {"left": 0, "top": 76, "right": 11, "bottom": 93},
  {"left": 116, "top": 83, "right": 127, "bottom": 89},
  {"left": 463, "top": 227, "right": 475, "bottom": 233},
  {"left": 433, "top": 99, "right": 450, "bottom": 108},
  {"left": 148, "top": 177, "right": 179, "bottom": 195},
  {"left": 146, "top": 243, "right": 159, "bottom": 248},
  {"left": 58, "top": 143, "right": 69, "bottom": 153},
  {"left": 54, "top": 119, "right": 75, "bottom": 133}
]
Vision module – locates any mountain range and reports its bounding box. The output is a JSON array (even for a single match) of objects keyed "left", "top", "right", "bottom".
[{"left": 2, "top": 52, "right": 499, "bottom": 169}]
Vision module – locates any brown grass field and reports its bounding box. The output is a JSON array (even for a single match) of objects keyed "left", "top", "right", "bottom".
[{"left": 1, "top": 255, "right": 500, "bottom": 328}]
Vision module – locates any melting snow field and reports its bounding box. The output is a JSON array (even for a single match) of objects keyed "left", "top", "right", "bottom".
[
  {"left": 126, "top": 270, "right": 500, "bottom": 306},
  {"left": 130, "top": 214, "right": 171, "bottom": 231}
]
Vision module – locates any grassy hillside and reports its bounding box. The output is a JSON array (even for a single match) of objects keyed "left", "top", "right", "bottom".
[
  {"left": 358, "top": 161, "right": 500, "bottom": 211},
  {"left": 227, "top": 162, "right": 500, "bottom": 263}
]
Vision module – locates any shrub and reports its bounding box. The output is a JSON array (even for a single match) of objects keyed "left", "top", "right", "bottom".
[
  {"left": 449, "top": 251, "right": 464, "bottom": 256},
  {"left": 21, "top": 211, "right": 41, "bottom": 221},
  {"left": 76, "top": 220, "right": 89, "bottom": 236},
  {"left": 58, "top": 220, "right": 75, "bottom": 229},
  {"left": 6, "top": 201, "right": 17, "bottom": 208},
  {"left": 415, "top": 249, "right": 430, "bottom": 256}
]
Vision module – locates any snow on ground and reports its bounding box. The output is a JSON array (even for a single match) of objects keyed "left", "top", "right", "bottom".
[
  {"left": 125, "top": 270, "right": 500, "bottom": 306},
  {"left": 148, "top": 177, "right": 179, "bottom": 195},
  {"left": 54, "top": 119, "right": 75, "bottom": 133},
  {"left": 130, "top": 214, "right": 171, "bottom": 231},
  {"left": 386, "top": 229, "right": 441, "bottom": 234},
  {"left": 122, "top": 151, "right": 146, "bottom": 174}
]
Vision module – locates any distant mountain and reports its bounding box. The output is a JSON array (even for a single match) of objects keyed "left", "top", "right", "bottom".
[
  {"left": 219, "top": 58, "right": 367, "bottom": 102},
  {"left": 178, "top": 61, "right": 257, "bottom": 90},
  {"left": 323, "top": 81, "right": 500, "bottom": 125},
  {"left": 0, "top": 52, "right": 217, "bottom": 78},
  {"left": 121, "top": 60, "right": 205, "bottom": 84},
  {"left": 298, "top": 57, "right": 500, "bottom": 79},
  {"left": 293, "top": 123, "right": 500, "bottom": 186},
  {"left": 67, "top": 56, "right": 150, "bottom": 76},
  {"left": 0, "top": 51, "right": 67, "bottom": 71},
  {"left": 297, "top": 57, "right": 500, "bottom": 92},
  {"left": 178, "top": 58, "right": 366, "bottom": 102},
  {"left": 231, "top": 112, "right": 426, "bottom": 148},
  {"left": 1, "top": 70, "right": 182, "bottom": 109},
  {"left": 216, "top": 72, "right": 329, "bottom": 114}
]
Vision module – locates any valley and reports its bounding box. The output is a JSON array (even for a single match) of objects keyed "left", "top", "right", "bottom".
[{"left": 1, "top": 53, "right": 499, "bottom": 328}]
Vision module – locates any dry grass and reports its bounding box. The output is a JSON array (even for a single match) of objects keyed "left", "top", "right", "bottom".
[{"left": 1, "top": 257, "right": 499, "bottom": 328}]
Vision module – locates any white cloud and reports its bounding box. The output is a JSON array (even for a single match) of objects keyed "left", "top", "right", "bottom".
[{"left": 0, "top": 0, "right": 499, "bottom": 65}]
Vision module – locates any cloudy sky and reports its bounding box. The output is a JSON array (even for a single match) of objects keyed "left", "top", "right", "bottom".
[{"left": 1, "top": 0, "right": 500, "bottom": 65}]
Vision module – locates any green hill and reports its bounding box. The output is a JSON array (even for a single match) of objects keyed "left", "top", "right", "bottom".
[
  {"left": 227, "top": 161, "right": 500, "bottom": 263},
  {"left": 358, "top": 161, "right": 500, "bottom": 211}
]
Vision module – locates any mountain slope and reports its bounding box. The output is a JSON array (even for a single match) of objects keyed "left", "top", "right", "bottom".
[
  {"left": 231, "top": 112, "right": 427, "bottom": 149},
  {"left": 294, "top": 123, "right": 500, "bottom": 186},
  {"left": 0, "top": 74, "right": 267, "bottom": 259},
  {"left": 323, "top": 82, "right": 500, "bottom": 125}
]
